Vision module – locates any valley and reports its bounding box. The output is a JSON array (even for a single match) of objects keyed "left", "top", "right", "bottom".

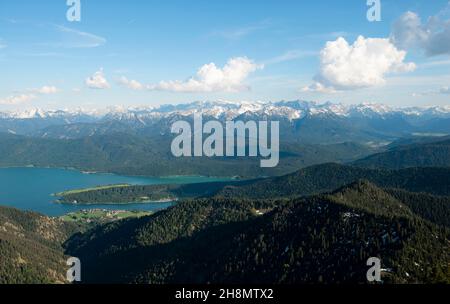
[
  {"left": 0, "top": 100, "right": 449, "bottom": 284},
  {"left": 1, "top": 152, "right": 449, "bottom": 283}
]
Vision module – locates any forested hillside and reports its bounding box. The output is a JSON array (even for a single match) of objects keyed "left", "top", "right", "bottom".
[
  {"left": 354, "top": 138, "right": 450, "bottom": 169},
  {"left": 0, "top": 132, "right": 374, "bottom": 178},
  {"left": 215, "top": 163, "right": 450, "bottom": 199},
  {"left": 57, "top": 163, "right": 450, "bottom": 204},
  {"left": 2, "top": 170, "right": 450, "bottom": 284},
  {"left": 0, "top": 206, "right": 82, "bottom": 283},
  {"left": 64, "top": 181, "right": 450, "bottom": 284}
]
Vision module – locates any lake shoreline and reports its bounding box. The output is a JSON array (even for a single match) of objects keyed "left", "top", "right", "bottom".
[
  {"left": 54, "top": 198, "right": 177, "bottom": 206},
  {"left": 0, "top": 165, "right": 240, "bottom": 180},
  {"left": 0, "top": 167, "right": 224, "bottom": 217}
]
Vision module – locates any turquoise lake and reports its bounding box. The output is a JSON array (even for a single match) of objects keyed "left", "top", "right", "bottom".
[{"left": 0, "top": 167, "right": 228, "bottom": 217}]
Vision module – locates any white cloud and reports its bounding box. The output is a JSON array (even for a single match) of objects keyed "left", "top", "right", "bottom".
[
  {"left": 0, "top": 94, "right": 36, "bottom": 105},
  {"left": 0, "top": 38, "right": 6, "bottom": 49},
  {"left": 390, "top": 12, "right": 428, "bottom": 50},
  {"left": 390, "top": 5, "right": 450, "bottom": 56},
  {"left": 300, "top": 82, "right": 337, "bottom": 94},
  {"left": 118, "top": 77, "right": 144, "bottom": 90},
  {"left": 0, "top": 85, "right": 59, "bottom": 105},
  {"left": 148, "top": 57, "right": 262, "bottom": 93},
  {"left": 303, "top": 36, "right": 416, "bottom": 92},
  {"left": 440, "top": 86, "right": 450, "bottom": 94},
  {"left": 32, "top": 86, "right": 58, "bottom": 94},
  {"left": 86, "top": 69, "right": 110, "bottom": 89}
]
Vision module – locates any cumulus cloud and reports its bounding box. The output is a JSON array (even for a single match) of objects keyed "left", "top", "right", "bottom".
[
  {"left": 302, "top": 36, "right": 416, "bottom": 92},
  {"left": 300, "top": 82, "right": 337, "bottom": 94},
  {"left": 148, "top": 57, "right": 262, "bottom": 93},
  {"left": 118, "top": 77, "right": 145, "bottom": 90},
  {"left": 0, "top": 85, "right": 59, "bottom": 105},
  {"left": 0, "top": 94, "right": 36, "bottom": 105},
  {"left": 390, "top": 5, "right": 450, "bottom": 56},
  {"left": 86, "top": 69, "right": 110, "bottom": 89},
  {"left": 390, "top": 12, "right": 428, "bottom": 50},
  {"left": 32, "top": 85, "right": 58, "bottom": 94}
]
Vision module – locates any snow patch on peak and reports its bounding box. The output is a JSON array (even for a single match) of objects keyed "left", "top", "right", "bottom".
[{"left": 9, "top": 108, "right": 47, "bottom": 119}]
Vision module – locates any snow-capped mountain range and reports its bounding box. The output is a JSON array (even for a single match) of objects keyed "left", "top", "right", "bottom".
[
  {"left": 1, "top": 100, "right": 450, "bottom": 121},
  {"left": 0, "top": 100, "right": 449, "bottom": 144}
]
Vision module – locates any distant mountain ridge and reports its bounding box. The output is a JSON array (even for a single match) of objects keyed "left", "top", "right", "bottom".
[
  {"left": 0, "top": 132, "right": 375, "bottom": 177},
  {"left": 354, "top": 138, "right": 450, "bottom": 169},
  {"left": 2, "top": 100, "right": 450, "bottom": 121},
  {"left": 1, "top": 100, "right": 449, "bottom": 144},
  {"left": 0, "top": 100, "right": 449, "bottom": 178}
]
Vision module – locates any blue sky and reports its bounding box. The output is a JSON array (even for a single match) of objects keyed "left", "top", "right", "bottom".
[{"left": 0, "top": 0, "right": 449, "bottom": 110}]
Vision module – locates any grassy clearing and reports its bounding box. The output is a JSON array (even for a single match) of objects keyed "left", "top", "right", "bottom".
[
  {"left": 60, "top": 209, "right": 152, "bottom": 223},
  {"left": 55, "top": 184, "right": 131, "bottom": 196}
]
